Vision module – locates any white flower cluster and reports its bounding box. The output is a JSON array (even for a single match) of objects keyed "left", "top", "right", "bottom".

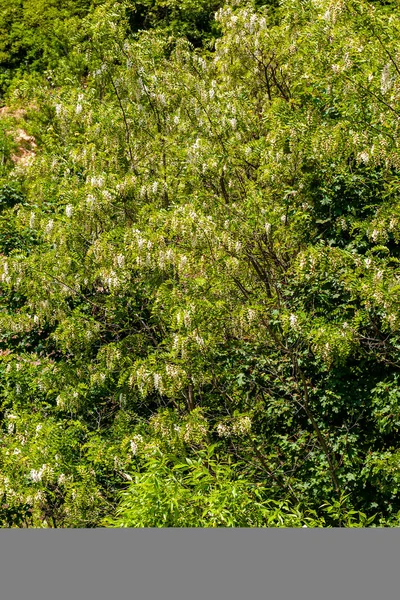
[
  {"left": 216, "top": 422, "right": 231, "bottom": 438},
  {"left": 156, "top": 93, "right": 166, "bottom": 105},
  {"left": 371, "top": 229, "right": 380, "bottom": 242},
  {"left": 156, "top": 247, "right": 174, "bottom": 270},
  {"left": 216, "top": 7, "right": 266, "bottom": 33},
  {"left": 130, "top": 435, "right": 143, "bottom": 456},
  {"left": 102, "top": 270, "right": 121, "bottom": 290},
  {"left": 194, "top": 55, "right": 207, "bottom": 71},
  {"left": 289, "top": 314, "right": 299, "bottom": 331},
  {"left": 217, "top": 416, "right": 252, "bottom": 438},
  {"left": 322, "top": 2, "right": 342, "bottom": 25},
  {"left": 165, "top": 364, "right": 181, "bottom": 379},
  {"left": 1, "top": 259, "right": 10, "bottom": 283},
  {"left": 357, "top": 151, "right": 369, "bottom": 164},
  {"left": 193, "top": 334, "right": 205, "bottom": 348},
  {"left": 132, "top": 365, "right": 153, "bottom": 395},
  {"left": 387, "top": 314, "right": 398, "bottom": 329},
  {"left": 178, "top": 255, "right": 188, "bottom": 271},
  {"left": 45, "top": 219, "right": 54, "bottom": 234},
  {"left": 153, "top": 373, "right": 164, "bottom": 393},
  {"left": 232, "top": 416, "right": 252, "bottom": 435},
  {"left": 381, "top": 64, "right": 393, "bottom": 94},
  {"left": 29, "top": 465, "right": 47, "bottom": 483},
  {"left": 75, "top": 94, "right": 84, "bottom": 115},
  {"left": 89, "top": 175, "right": 105, "bottom": 188},
  {"left": 116, "top": 254, "right": 125, "bottom": 268}
]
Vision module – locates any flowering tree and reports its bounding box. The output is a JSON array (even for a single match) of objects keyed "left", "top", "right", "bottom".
[{"left": 0, "top": 0, "right": 400, "bottom": 526}]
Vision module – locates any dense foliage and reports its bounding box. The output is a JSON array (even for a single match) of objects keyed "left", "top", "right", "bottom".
[
  {"left": 1, "top": 0, "right": 400, "bottom": 527},
  {"left": 0, "top": 0, "right": 223, "bottom": 96}
]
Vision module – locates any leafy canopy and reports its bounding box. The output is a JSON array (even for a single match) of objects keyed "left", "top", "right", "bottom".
[{"left": 1, "top": 0, "right": 400, "bottom": 526}]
